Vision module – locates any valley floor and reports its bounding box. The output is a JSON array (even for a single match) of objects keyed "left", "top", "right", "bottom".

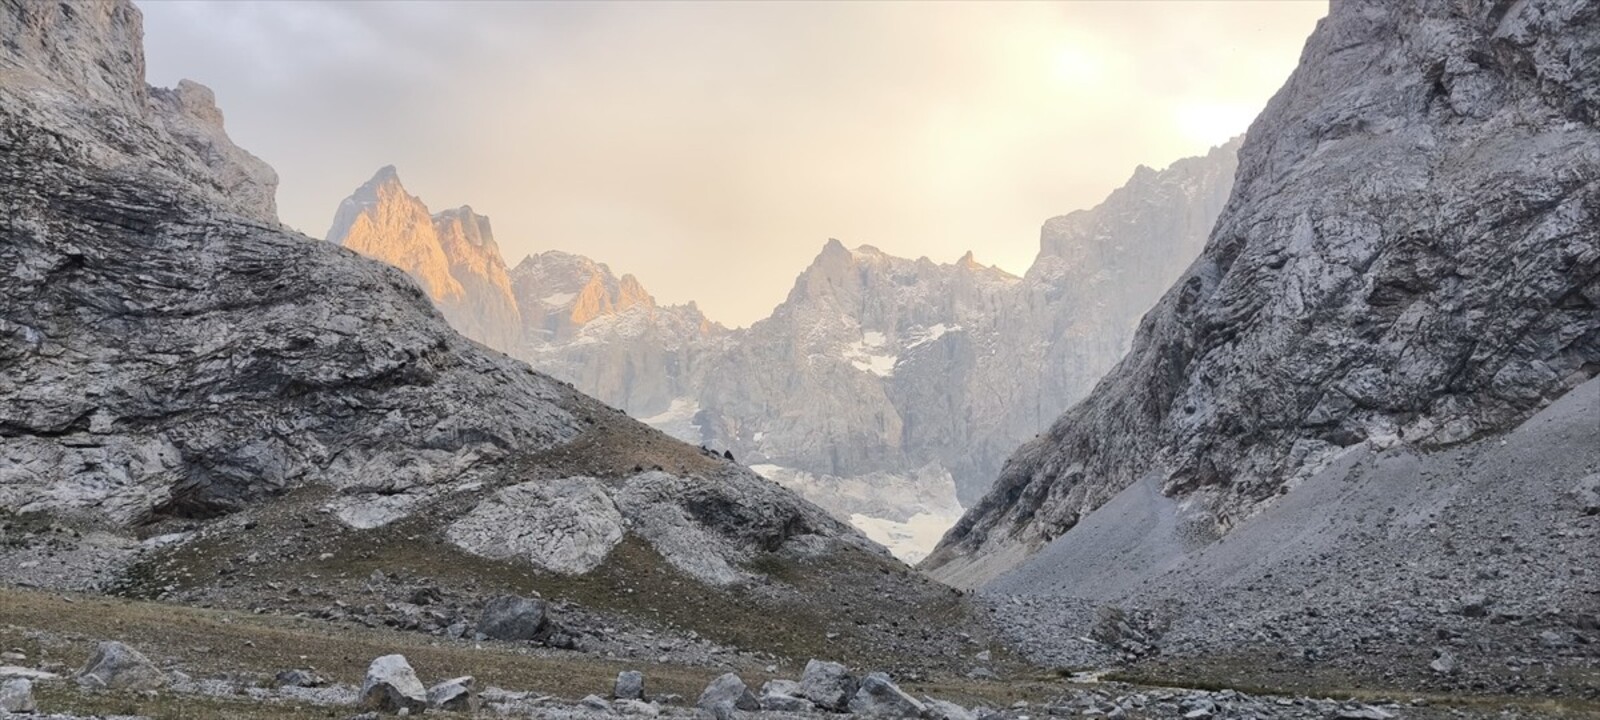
[{"left": 2, "top": 586, "right": 1594, "bottom": 719}]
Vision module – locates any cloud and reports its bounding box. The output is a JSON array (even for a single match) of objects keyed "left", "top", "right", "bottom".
[{"left": 138, "top": 0, "right": 1326, "bottom": 326}]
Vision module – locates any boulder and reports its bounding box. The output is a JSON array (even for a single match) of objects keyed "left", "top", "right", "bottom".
[
  {"left": 1579, "top": 474, "right": 1600, "bottom": 515},
  {"left": 428, "top": 675, "right": 475, "bottom": 712},
  {"left": 0, "top": 678, "right": 36, "bottom": 713},
  {"left": 801, "top": 658, "right": 856, "bottom": 711},
  {"left": 696, "top": 672, "right": 759, "bottom": 713},
  {"left": 761, "top": 693, "right": 812, "bottom": 711},
  {"left": 1428, "top": 650, "right": 1457, "bottom": 675},
  {"left": 925, "top": 697, "right": 977, "bottom": 720},
  {"left": 76, "top": 641, "right": 166, "bottom": 690},
  {"left": 760, "top": 678, "right": 803, "bottom": 698},
  {"left": 615, "top": 669, "right": 645, "bottom": 700},
  {"left": 476, "top": 595, "right": 548, "bottom": 641},
  {"left": 615, "top": 698, "right": 661, "bottom": 716},
  {"left": 581, "top": 693, "right": 612, "bottom": 711},
  {"left": 358, "top": 654, "right": 427, "bottom": 714},
  {"left": 848, "top": 672, "right": 925, "bottom": 718}
]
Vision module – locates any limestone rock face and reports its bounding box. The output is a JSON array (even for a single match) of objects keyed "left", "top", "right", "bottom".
[
  {"left": 325, "top": 169, "right": 522, "bottom": 350},
  {"left": 925, "top": 0, "right": 1600, "bottom": 584}
]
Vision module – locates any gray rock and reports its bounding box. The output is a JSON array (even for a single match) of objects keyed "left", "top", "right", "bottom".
[
  {"left": 427, "top": 675, "right": 475, "bottom": 712},
  {"left": 614, "top": 698, "right": 660, "bottom": 716},
  {"left": 0, "top": 678, "right": 36, "bottom": 713},
  {"left": 614, "top": 670, "right": 644, "bottom": 700},
  {"left": 760, "top": 692, "right": 812, "bottom": 712},
  {"left": 800, "top": 659, "right": 856, "bottom": 712},
  {"left": 1335, "top": 706, "right": 1395, "bottom": 720},
  {"left": 1428, "top": 649, "right": 1457, "bottom": 675},
  {"left": 924, "top": 697, "right": 977, "bottom": 720},
  {"left": 1577, "top": 473, "right": 1600, "bottom": 515},
  {"left": 759, "top": 679, "right": 802, "bottom": 699},
  {"left": 847, "top": 672, "right": 925, "bottom": 718},
  {"left": 76, "top": 641, "right": 166, "bottom": 691},
  {"left": 581, "top": 693, "right": 611, "bottom": 711},
  {"left": 696, "top": 672, "right": 759, "bottom": 713},
  {"left": 1458, "top": 594, "right": 1491, "bottom": 618},
  {"left": 358, "top": 654, "right": 427, "bottom": 714},
  {"left": 275, "top": 669, "right": 326, "bottom": 688},
  {"left": 476, "top": 595, "right": 548, "bottom": 641},
  {"left": 446, "top": 478, "right": 624, "bottom": 575}
]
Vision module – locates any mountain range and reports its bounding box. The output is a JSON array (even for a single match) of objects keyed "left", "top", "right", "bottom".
[{"left": 323, "top": 139, "right": 1241, "bottom": 559}]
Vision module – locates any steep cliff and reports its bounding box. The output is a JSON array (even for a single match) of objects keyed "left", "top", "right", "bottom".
[{"left": 925, "top": 0, "right": 1600, "bottom": 586}]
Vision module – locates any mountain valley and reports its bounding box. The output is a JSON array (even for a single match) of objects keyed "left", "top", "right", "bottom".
[{"left": 1, "top": 0, "right": 1596, "bottom": 719}]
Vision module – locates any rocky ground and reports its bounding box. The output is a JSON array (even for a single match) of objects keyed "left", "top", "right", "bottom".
[{"left": 1, "top": 586, "right": 1590, "bottom": 720}]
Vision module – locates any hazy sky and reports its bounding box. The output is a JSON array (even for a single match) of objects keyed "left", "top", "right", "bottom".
[{"left": 139, "top": 1, "right": 1326, "bottom": 327}]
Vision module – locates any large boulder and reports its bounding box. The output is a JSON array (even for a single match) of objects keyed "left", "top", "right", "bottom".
[
  {"left": 614, "top": 669, "right": 645, "bottom": 700},
  {"left": 358, "top": 654, "right": 428, "bottom": 714},
  {"left": 476, "top": 595, "right": 548, "bottom": 641},
  {"left": 0, "top": 678, "right": 36, "bottom": 713},
  {"left": 76, "top": 641, "right": 165, "bottom": 690},
  {"left": 848, "top": 672, "right": 925, "bottom": 718},
  {"left": 428, "top": 675, "right": 475, "bottom": 712},
  {"left": 801, "top": 659, "right": 857, "bottom": 712},
  {"left": 924, "top": 697, "right": 977, "bottom": 720},
  {"left": 696, "top": 672, "right": 759, "bottom": 714}
]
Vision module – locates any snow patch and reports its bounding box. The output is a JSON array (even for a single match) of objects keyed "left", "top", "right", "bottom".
[
  {"left": 842, "top": 331, "right": 897, "bottom": 377},
  {"left": 539, "top": 292, "right": 575, "bottom": 306},
  {"left": 638, "top": 397, "right": 702, "bottom": 444}
]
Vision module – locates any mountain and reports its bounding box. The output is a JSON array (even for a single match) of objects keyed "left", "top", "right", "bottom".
[
  {"left": 0, "top": 0, "right": 1004, "bottom": 674},
  {"left": 925, "top": 0, "right": 1600, "bottom": 585},
  {"left": 511, "top": 250, "right": 725, "bottom": 417},
  {"left": 326, "top": 168, "right": 522, "bottom": 350},
  {"left": 690, "top": 141, "right": 1240, "bottom": 516},
  {"left": 316, "top": 140, "right": 1241, "bottom": 561},
  {"left": 920, "top": 0, "right": 1600, "bottom": 694}
]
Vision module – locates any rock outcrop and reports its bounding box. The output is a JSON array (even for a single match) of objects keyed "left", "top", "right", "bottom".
[{"left": 925, "top": 0, "right": 1600, "bottom": 587}]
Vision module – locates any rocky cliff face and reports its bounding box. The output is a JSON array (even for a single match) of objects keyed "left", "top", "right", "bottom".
[
  {"left": 925, "top": 0, "right": 1600, "bottom": 586},
  {"left": 325, "top": 169, "right": 521, "bottom": 350}
]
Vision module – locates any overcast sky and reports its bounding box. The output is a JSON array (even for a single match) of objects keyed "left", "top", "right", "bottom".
[{"left": 139, "top": 1, "right": 1326, "bottom": 327}]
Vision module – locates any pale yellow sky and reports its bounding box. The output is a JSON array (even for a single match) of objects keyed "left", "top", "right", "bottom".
[{"left": 140, "top": 1, "right": 1327, "bottom": 326}]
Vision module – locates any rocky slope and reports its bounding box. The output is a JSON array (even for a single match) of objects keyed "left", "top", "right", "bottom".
[
  {"left": 0, "top": 0, "right": 1005, "bottom": 676},
  {"left": 926, "top": 0, "right": 1600, "bottom": 586}
]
